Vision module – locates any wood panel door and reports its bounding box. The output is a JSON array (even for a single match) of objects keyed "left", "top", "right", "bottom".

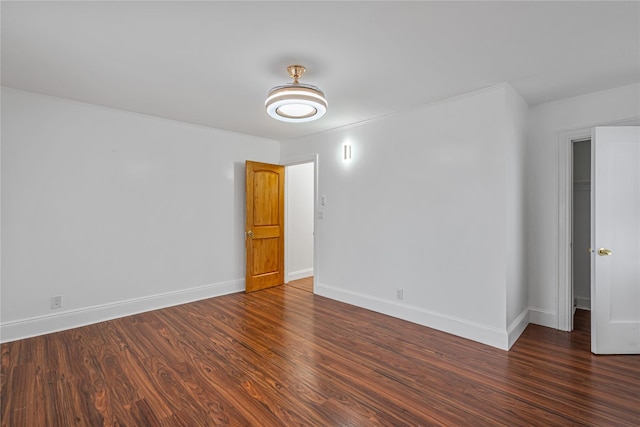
[{"left": 245, "top": 161, "right": 285, "bottom": 292}]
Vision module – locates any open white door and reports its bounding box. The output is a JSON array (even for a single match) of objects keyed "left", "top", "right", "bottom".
[{"left": 591, "top": 126, "right": 640, "bottom": 354}]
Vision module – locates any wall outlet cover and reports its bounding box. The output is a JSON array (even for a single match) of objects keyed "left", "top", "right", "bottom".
[{"left": 51, "top": 296, "right": 62, "bottom": 309}]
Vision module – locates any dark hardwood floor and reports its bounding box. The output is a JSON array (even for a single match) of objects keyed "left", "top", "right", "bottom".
[
  {"left": 285, "top": 276, "right": 313, "bottom": 293},
  {"left": 573, "top": 307, "right": 590, "bottom": 333},
  {"left": 2, "top": 287, "right": 639, "bottom": 426}
]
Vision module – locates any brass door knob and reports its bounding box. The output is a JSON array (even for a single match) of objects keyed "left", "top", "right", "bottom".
[
  {"left": 598, "top": 248, "right": 612, "bottom": 256},
  {"left": 246, "top": 230, "right": 254, "bottom": 238}
]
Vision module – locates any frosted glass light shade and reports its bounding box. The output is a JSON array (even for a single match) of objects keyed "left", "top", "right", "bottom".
[{"left": 265, "top": 84, "right": 327, "bottom": 123}]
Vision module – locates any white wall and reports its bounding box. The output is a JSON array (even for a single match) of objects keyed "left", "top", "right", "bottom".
[
  {"left": 6, "top": 82, "right": 638, "bottom": 347},
  {"left": 280, "top": 84, "right": 527, "bottom": 349},
  {"left": 286, "top": 162, "right": 314, "bottom": 281},
  {"left": 526, "top": 83, "right": 640, "bottom": 328},
  {"left": 504, "top": 86, "right": 530, "bottom": 347},
  {"left": 0, "top": 87, "right": 279, "bottom": 342}
]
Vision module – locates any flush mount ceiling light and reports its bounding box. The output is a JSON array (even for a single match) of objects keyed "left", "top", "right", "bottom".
[{"left": 265, "top": 65, "right": 327, "bottom": 123}]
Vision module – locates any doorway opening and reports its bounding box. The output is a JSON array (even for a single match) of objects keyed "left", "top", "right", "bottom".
[
  {"left": 571, "top": 139, "right": 591, "bottom": 329},
  {"left": 283, "top": 156, "right": 318, "bottom": 293},
  {"left": 557, "top": 119, "right": 638, "bottom": 333}
]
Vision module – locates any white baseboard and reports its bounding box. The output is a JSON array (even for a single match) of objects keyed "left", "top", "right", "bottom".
[
  {"left": 507, "top": 308, "right": 530, "bottom": 349},
  {"left": 315, "top": 282, "right": 512, "bottom": 350},
  {"left": 528, "top": 307, "right": 557, "bottom": 329},
  {"left": 0, "top": 279, "right": 244, "bottom": 343},
  {"left": 287, "top": 268, "right": 314, "bottom": 282},
  {"left": 575, "top": 297, "right": 591, "bottom": 311}
]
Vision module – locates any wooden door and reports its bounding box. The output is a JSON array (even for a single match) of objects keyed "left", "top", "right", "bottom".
[
  {"left": 245, "top": 161, "right": 285, "bottom": 292},
  {"left": 591, "top": 126, "right": 640, "bottom": 354}
]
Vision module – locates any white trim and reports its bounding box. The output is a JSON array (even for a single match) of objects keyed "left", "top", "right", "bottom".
[
  {"left": 528, "top": 307, "right": 558, "bottom": 329},
  {"left": 288, "top": 268, "right": 314, "bottom": 282},
  {"left": 281, "top": 154, "right": 319, "bottom": 293},
  {"left": 558, "top": 128, "right": 590, "bottom": 331},
  {"left": 575, "top": 297, "right": 591, "bottom": 311},
  {"left": 557, "top": 117, "right": 639, "bottom": 332},
  {"left": 0, "top": 279, "right": 244, "bottom": 343},
  {"left": 315, "top": 281, "right": 512, "bottom": 350},
  {"left": 284, "top": 166, "right": 290, "bottom": 283},
  {"left": 507, "top": 308, "right": 530, "bottom": 349}
]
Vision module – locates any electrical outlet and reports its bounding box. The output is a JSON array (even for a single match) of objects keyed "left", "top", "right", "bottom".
[
  {"left": 396, "top": 288, "right": 404, "bottom": 301},
  {"left": 51, "top": 296, "right": 62, "bottom": 309}
]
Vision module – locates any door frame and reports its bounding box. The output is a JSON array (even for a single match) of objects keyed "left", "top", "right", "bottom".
[
  {"left": 281, "top": 154, "right": 319, "bottom": 290},
  {"left": 557, "top": 118, "right": 639, "bottom": 331}
]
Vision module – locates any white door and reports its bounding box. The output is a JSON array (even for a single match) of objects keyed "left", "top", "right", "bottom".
[{"left": 591, "top": 126, "right": 640, "bottom": 354}]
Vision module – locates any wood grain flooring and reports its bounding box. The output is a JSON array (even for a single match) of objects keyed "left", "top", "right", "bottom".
[
  {"left": 2, "top": 287, "right": 639, "bottom": 426},
  {"left": 285, "top": 276, "right": 313, "bottom": 293}
]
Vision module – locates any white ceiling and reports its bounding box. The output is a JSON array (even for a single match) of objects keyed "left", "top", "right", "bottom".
[{"left": 2, "top": 1, "right": 639, "bottom": 141}]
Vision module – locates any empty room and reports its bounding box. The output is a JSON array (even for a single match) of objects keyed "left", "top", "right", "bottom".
[{"left": 1, "top": 1, "right": 639, "bottom": 426}]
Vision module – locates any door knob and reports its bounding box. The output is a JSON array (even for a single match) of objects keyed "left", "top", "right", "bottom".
[
  {"left": 246, "top": 230, "right": 254, "bottom": 238},
  {"left": 598, "top": 248, "right": 612, "bottom": 256}
]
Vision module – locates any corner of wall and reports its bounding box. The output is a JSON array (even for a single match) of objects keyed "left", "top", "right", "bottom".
[
  {"left": 505, "top": 81, "right": 530, "bottom": 338},
  {"left": 528, "top": 306, "right": 557, "bottom": 329},
  {"left": 507, "top": 307, "right": 530, "bottom": 349},
  {"left": 503, "top": 83, "right": 530, "bottom": 110}
]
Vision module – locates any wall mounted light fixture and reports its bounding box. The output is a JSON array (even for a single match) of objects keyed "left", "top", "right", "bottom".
[
  {"left": 265, "top": 65, "right": 327, "bottom": 123},
  {"left": 343, "top": 143, "right": 352, "bottom": 160}
]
